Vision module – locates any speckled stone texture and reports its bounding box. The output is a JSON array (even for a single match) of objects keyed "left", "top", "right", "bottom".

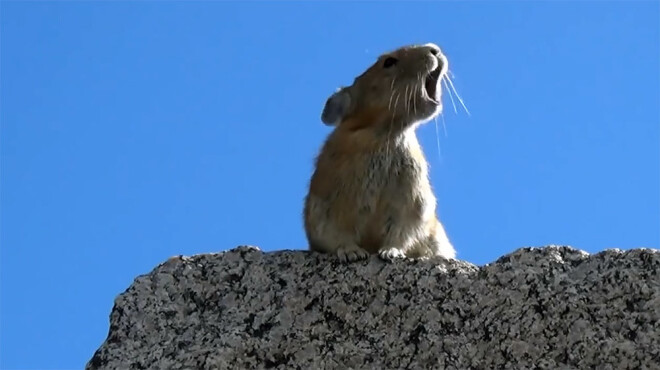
[{"left": 87, "top": 245, "right": 660, "bottom": 370}]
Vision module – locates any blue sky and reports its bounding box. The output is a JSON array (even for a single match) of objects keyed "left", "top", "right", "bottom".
[{"left": 1, "top": 1, "right": 658, "bottom": 369}]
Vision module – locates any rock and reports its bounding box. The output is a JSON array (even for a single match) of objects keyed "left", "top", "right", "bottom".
[{"left": 87, "top": 245, "right": 660, "bottom": 369}]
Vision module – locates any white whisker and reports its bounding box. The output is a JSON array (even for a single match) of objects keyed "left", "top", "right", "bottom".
[
  {"left": 442, "top": 76, "right": 458, "bottom": 115},
  {"left": 388, "top": 77, "right": 397, "bottom": 112},
  {"left": 387, "top": 91, "right": 401, "bottom": 156},
  {"left": 409, "top": 82, "right": 416, "bottom": 120},
  {"left": 446, "top": 73, "right": 470, "bottom": 116},
  {"left": 404, "top": 85, "right": 410, "bottom": 117},
  {"left": 433, "top": 116, "right": 443, "bottom": 163},
  {"left": 393, "top": 91, "right": 401, "bottom": 117},
  {"left": 413, "top": 75, "right": 419, "bottom": 117}
]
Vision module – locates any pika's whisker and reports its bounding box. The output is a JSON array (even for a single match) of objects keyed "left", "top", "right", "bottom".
[
  {"left": 402, "top": 87, "right": 408, "bottom": 131},
  {"left": 393, "top": 91, "right": 401, "bottom": 117},
  {"left": 387, "top": 90, "right": 401, "bottom": 156},
  {"left": 413, "top": 74, "right": 420, "bottom": 116},
  {"left": 446, "top": 73, "right": 470, "bottom": 116},
  {"left": 433, "top": 116, "right": 443, "bottom": 163},
  {"left": 442, "top": 76, "right": 458, "bottom": 115},
  {"left": 388, "top": 78, "right": 397, "bottom": 112}
]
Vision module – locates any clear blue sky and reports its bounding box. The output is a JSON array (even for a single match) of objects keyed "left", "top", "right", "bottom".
[{"left": 1, "top": 2, "right": 658, "bottom": 369}]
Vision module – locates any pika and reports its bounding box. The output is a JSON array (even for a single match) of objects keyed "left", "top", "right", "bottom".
[{"left": 303, "top": 42, "right": 457, "bottom": 262}]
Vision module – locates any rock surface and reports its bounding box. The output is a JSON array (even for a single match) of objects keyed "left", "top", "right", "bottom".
[{"left": 87, "top": 245, "right": 660, "bottom": 369}]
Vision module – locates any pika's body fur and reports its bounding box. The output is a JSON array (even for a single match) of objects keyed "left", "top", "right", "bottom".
[{"left": 304, "top": 43, "right": 456, "bottom": 262}]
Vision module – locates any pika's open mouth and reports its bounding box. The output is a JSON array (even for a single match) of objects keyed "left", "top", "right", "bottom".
[{"left": 424, "top": 66, "right": 442, "bottom": 104}]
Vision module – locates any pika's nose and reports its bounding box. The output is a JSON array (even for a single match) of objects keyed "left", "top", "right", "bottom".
[{"left": 424, "top": 43, "right": 442, "bottom": 56}]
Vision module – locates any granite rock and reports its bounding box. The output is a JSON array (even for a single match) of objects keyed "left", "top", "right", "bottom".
[{"left": 87, "top": 245, "right": 660, "bottom": 369}]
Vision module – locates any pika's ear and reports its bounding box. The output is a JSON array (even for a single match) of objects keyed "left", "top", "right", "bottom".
[{"left": 321, "top": 87, "right": 352, "bottom": 126}]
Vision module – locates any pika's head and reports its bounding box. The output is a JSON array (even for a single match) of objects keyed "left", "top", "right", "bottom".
[{"left": 321, "top": 43, "right": 448, "bottom": 131}]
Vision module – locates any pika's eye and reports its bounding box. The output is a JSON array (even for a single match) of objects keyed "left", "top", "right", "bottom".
[{"left": 383, "top": 57, "right": 398, "bottom": 68}]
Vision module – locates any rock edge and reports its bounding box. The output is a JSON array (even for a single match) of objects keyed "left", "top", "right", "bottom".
[{"left": 87, "top": 245, "right": 660, "bottom": 369}]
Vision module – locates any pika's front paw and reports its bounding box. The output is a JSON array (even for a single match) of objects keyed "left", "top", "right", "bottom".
[
  {"left": 336, "top": 245, "right": 370, "bottom": 262},
  {"left": 378, "top": 247, "right": 406, "bottom": 262}
]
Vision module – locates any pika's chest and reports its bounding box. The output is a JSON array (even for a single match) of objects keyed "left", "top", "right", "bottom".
[
  {"left": 351, "top": 145, "right": 432, "bottom": 231},
  {"left": 360, "top": 149, "right": 426, "bottom": 190}
]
